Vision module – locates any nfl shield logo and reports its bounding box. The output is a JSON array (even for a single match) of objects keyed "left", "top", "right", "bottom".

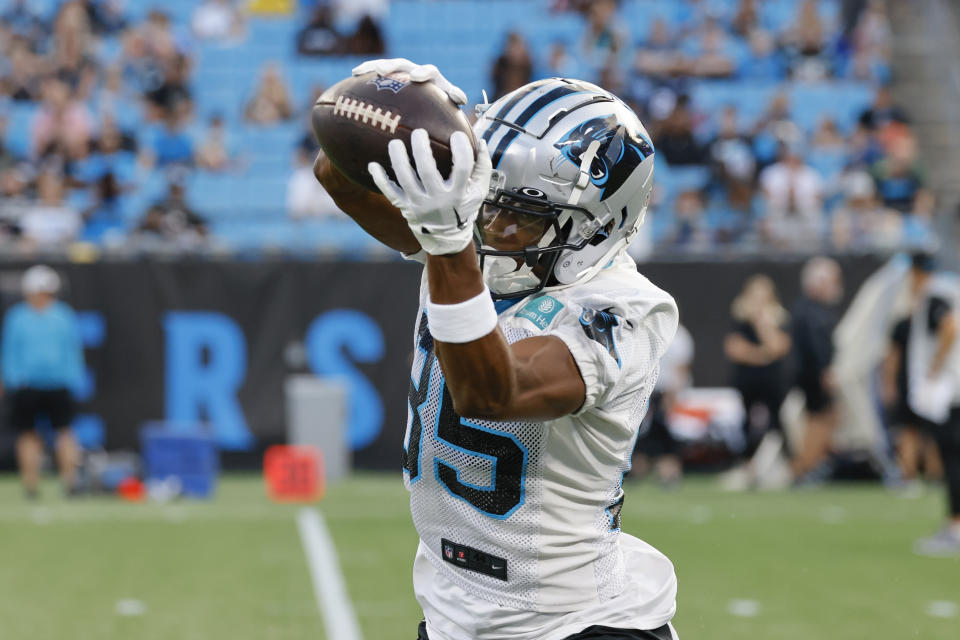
[
  {"left": 444, "top": 545, "right": 454, "bottom": 560},
  {"left": 369, "top": 73, "right": 411, "bottom": 93}
]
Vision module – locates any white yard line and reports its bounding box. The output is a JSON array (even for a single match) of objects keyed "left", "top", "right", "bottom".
[{"left": 296, "top": 508, "right": 364, "bottom": 640}]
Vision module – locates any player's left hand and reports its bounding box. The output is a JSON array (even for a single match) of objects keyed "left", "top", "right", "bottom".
[
  {"left": 352, "top": 58, "right": 468, "bottom": 105},
  {"left": 369, "top": 129, "right": 491, "bottom": 256}
]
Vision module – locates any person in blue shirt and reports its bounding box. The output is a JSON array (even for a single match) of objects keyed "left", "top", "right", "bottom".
[{"left": 2, "top": 265, "right": 85, "bottom": 499}]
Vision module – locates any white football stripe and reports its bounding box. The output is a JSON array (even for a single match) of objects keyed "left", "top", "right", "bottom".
[{"left": 297, "top": 508, "right": 364, "bottom": 640}]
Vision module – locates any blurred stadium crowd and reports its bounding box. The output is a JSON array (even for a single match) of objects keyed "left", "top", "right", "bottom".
[{"left": 0, "top": 0, "right": 938, "bottom": 256}]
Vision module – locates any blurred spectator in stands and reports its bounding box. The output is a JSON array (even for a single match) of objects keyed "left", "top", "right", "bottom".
[
  {"left": 2, "top": 40, "right": 46, "bottom": 101},
  {"left": 142, "top": 10, "right": 183, "bottom": 70},
  {"left": 634, "top": 322, "right": 693, "bottom": 487},
  {"left": 858, "top": 86, "right": 908, "bottom": 132},
  {"left": 844, "top": 0, "right": 891, "bottom": 83},
  {"left": 634, "top": 19, "right": 678, "bottom": 80},
  {"left": 345, "top": 15, "right": 385, "bottom": 55},
  {"left": 192, "top": 0, "right": 245, "bottom": 42},
  {"left": 81, "top": 170, "right": 126, "bottom": 243},
  {"left": 297, "top": 5, "right": 343, "bottom": 56},
  {"left": 245, "top": 63, "right": 294, "bottom": 124},
  {"left": 492, "top": 33, "right": 534, "bottom": 100},
  {"left": 751, "top": 92, "right": 803, "bottom": 168},
  {"left": 666, "top": 189, "right": 710, "bottom": 250},
  {"left": 83, "top": 0, "right": 127, "bottom": 36},
  {"left": 812, "top": 117, "right": 846, "bottom": 152},
  {"left": 831, "top": 170, "right": 901, "bottom": 250},
  {"left": 94, "top": 114, "right": 138, "bottom": 157},
  {"left": 709, "top": 106, "right": 756, "bottom": 211},
  {"left": 691, "top": 19, "right": 735, "bottom": 78},
  {"left": 0, "top": 167, "right": 31, "bottom": 235},
  {"left": 597, "top": 62, "right": 627, "bottom": 99},
  {"left": 51, "top": 0, "right": 97, "bottom": 97},
  {"left": 739, "top": 29, "right": 785, "bottom": 81},
  {"left": 545, "top": 41, "right": 579, "bottom": 78},
  {"left": 852, "top": 0, "right": 891, "bottom": 58},
  {"left": 145, "top": 54, "right": 192, "bottom": 121},
  {"left": 20, "top": 171, "right": 82, "bottom": 249},
  {"left": 31, "top": 79, "right": 94, "bottom": 159},
  {"left": 146, "top": 102, "right": 194, "bottom": 169},
  {"left": 791, "top": 256, "right": 843, "bottom": 485},
  {"left": 287, "top": 143, "right": 340, "bottom": 219},
  {"left": 871, "top": 135, "right": 932, "bottom": 214},
  {"left": 50, "top": 0, "right": 97, "bottom": 95},
  {"left": 725, "top": 274, "right": 791, "bottom": 465},
  {"left": 3, "top": 265, "right": 84, "bottom": 499},
  {"left": 731, "top": 0, "right": 759, "bottom": 37},
  {"left": 136, "top": 181, "right": 208, "bottom": 245},
  {"left": 759, "top": 143, "right": 824, "bottom": 248},
  {"left": 195, "top": 114, "right": 231, "bottom": 172},
  {"left": 2, "top": 0, "right": 47, "bottom": 45},
  {"left": 119, "top": 28, "right": 162, "bottom": 93},
  {"left": 581, "top": 0, "right": 628, "bottom": 72},
  {"left": 844, "top": 43, "right": 891, "bottom": 84},
  {"left": 0, "top": 116, "right": 17, "bottom": 170},
  {"left": 782, "top": 0, "right": 830, "bottom": 80},
  {"left": 90, "top": 65, "right": 137, "bottom": 127},
  {"left": 655, "top": 95, "right": 706, "bottom": 165}
]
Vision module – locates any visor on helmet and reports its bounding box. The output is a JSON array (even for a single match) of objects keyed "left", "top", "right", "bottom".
[{"left": 475, "top": 187, "right": 598, "bottom": 300}]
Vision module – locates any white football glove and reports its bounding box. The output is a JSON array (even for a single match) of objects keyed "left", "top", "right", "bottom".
[
  {"left": 351, "top": 58, "right": 468, "bottom": 105},
  {"left": 369, "top": 129, "right": 491, "bottom": 256}
]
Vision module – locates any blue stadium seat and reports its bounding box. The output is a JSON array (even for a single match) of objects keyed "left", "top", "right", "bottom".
[
  {"left": 3, "top": 101, "right": 37, "bottom": 158},
  {"left": 808, "top": 148, "right": 849, "bottom": 181},
  {"left": 788, "top": 83, "right": 873, "bottom": 134}
]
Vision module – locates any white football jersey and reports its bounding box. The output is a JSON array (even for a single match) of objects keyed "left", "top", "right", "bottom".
[{"left": 402, "top": 252, "right": 679, "bottom": 639}]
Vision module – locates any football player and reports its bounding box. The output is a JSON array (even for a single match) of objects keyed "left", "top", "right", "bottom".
[{"left": 315, "top": 59, "right": 680, "bottom": 640}]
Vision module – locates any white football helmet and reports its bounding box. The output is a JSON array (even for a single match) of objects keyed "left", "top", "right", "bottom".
[{"left": 473, "top": 78, "right": 655, "bottom": 299}]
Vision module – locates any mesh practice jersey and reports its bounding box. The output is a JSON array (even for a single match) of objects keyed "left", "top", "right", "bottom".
[{"left": 401, "top": 252, "right": 679, "bottom": 633}]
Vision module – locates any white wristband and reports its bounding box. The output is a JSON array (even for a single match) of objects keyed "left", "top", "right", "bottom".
[{"left": 426, "top": 286, "right": 499, "bottom": 343}]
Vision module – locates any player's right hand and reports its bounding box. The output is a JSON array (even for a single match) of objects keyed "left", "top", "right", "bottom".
[
  {"left": 352, "top": 58, "right": 468, "bottom": 105},
  {"left": 369, "top": 129, "right": 491, "bottom": 256}
]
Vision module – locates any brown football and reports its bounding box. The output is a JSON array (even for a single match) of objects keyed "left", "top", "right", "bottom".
[{"left": 311, "top": 71, "right": 477, "bottom": 193}]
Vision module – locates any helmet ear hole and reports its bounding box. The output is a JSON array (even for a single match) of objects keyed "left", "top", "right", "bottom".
[{"left": 589, "top": 220, "right": 615, "bottom": 246}]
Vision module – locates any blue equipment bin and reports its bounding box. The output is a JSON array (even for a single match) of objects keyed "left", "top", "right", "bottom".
[{"left": 141, "top": 424, "right": 219, "bottom": 498}]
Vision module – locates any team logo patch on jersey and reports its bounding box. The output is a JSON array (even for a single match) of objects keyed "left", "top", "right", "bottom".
[
  {"left": 579, "top": 308, "right": 621, "bottom": 367},
  {"left": 516, "top": 295, "right": 564, "bottom": 330},
  {"left": 368, "top": 72, "right": 410, "bottom": 93}
]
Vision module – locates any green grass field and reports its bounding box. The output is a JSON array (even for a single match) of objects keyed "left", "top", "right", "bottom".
[{"left": 1, "top": 473, "right": 957, "bottom": 640}]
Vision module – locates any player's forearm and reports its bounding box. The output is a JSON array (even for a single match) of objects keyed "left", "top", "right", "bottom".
[
  {"left": 427, "top": 248, "right": 518, "bottom": 417},
  {"left": 313, "top": 151, "right": 421, "bottom": 254}
]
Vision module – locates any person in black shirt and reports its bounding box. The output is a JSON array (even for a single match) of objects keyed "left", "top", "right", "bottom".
[
  {"left": 904, "top": 253, "right": 960, "bottom": 556},
  {"left": 724, "top": 275, "right": 791, "bottom": 466},
  {"left": 790, "top": 257, "right": 843, "bottom": 483},
  {"left": 882, "top": 313, "right": 943, "bottom": 490}
]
